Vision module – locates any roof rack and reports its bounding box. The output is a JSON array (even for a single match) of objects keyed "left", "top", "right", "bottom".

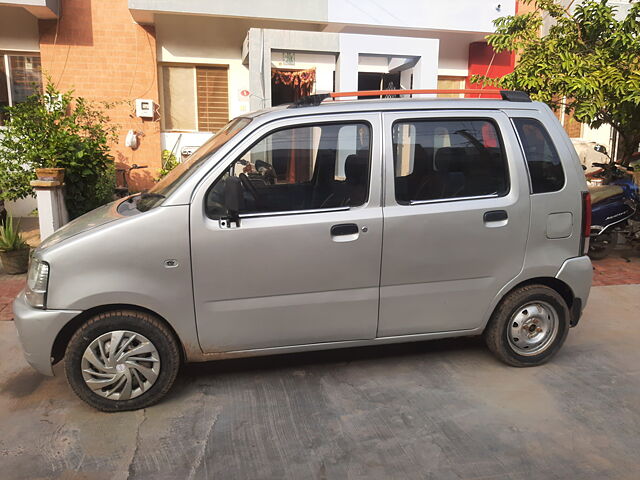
[{"left": 291, "top": 89, "right": 531, "bottom": 107}]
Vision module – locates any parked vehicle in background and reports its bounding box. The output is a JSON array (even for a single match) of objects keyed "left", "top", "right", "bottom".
[
  {"left": 586, "top": 145, "right": 640, "bottom": 260},
  {"left": 13, "top": 91, "right": 593, "bottom": 411}
]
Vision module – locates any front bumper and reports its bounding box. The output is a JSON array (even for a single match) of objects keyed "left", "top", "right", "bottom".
[{"left": 12, "top": 291, "right": 81, "bottom": 376}]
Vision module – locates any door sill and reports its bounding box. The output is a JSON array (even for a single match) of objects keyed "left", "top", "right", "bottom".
[{"left": 187, "top": 327, "right": 483, "bottom": 363}]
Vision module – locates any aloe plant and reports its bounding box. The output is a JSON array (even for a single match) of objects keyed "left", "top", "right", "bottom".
[{"left": 0, "top": 215, "right": 28, "bottom": 252}]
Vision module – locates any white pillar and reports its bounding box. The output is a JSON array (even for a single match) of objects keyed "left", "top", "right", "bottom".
[{"left": 30, "top": 180, "right": 69, "bottom": 241}]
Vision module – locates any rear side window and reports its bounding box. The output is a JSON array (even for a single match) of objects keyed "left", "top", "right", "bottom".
[
  {"left": 392, "top": 119, "right": 509, "bottom": 204},
  {"left": 513, "top": 118, "right": 565, "bottom": 193}
]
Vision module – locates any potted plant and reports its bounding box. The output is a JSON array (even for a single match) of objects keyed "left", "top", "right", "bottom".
[
  {"left": 0, "top": 215, "right": 30, "bottom": 275},
  {"left": 35, "top": 166, "right": 65, "bottom": 183}
]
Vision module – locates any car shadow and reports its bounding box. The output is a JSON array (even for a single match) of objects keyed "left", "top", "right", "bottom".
[{"left": 176, "top": 335, "right": 487, "bottom": 380}]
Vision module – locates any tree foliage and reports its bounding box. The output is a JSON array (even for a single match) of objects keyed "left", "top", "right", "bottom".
[
  {"left": 0, "top": 82, "right": 118, "bottom": 218},
  {"left": 473, "top": 0, "right": 640, "bottom": 163}
]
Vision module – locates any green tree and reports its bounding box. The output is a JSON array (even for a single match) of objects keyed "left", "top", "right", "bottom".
[
  {"left": 0, "top": 82, "right": 118, "bottom": 218},
  {"left": 473, "top": 0, "right": 640, "bottom": 163}
]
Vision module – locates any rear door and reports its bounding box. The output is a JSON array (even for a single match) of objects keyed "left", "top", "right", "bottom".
[{"left": 378, "top": 110, "right": 531, "bottom": 336}]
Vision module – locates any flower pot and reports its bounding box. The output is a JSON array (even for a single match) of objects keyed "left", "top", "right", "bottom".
[
  {"left": 35, "top": 167, "right": 65, "bottom": 183},
  {"left": 0, "top": 248, "right": 30, "bottom": 275}
]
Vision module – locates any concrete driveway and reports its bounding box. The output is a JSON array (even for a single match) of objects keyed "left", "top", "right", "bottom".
[{"left": 0, "top": 285, "right": 639, "bottom": 480}]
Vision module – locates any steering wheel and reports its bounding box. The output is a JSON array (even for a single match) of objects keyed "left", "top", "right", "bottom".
[{"left": 239, "top": 173, "right": 260, "bottom": 202}]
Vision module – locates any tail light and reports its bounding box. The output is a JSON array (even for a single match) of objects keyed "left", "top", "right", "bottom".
[{"left": 580, "top": 191, "right": 591, "bottom": 255}]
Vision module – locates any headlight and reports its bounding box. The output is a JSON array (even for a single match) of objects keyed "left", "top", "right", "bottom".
[{"left": 25, "top": 258, "right": 49, "bottom": 309}]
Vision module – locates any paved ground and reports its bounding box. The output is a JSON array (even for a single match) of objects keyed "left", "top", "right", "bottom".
[{"left": 0, "top": 284, "right": 639, "bottom": 479}]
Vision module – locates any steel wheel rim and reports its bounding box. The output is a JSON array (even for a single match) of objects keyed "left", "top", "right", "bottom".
[
  {"left": 81, "top": 330, "right": 161, "bottom": 401},
  {"left": 507, "top": 301, "right": 559, "bottom": 356}
]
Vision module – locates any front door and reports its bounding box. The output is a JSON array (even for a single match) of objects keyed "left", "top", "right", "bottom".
[
  {"left": 378, "top": 111, "right": 531, "bottom": 336},
  {"left": 190, "top": 114, "right": 383, "bottom": 353}
]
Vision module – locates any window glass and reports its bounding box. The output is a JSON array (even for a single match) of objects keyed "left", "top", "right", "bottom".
[
  {"left": 161, "top": 65, "right": 196, "bottom": 131},
  {"left": 0, "top": 59, "right": 8, "bottom": 125},
  {"left": 9, "top": 55, "right": 42, "bottom": 103},
  {"left": 206, "top": 122, "right": 371, "bottom": 218},
  {"left": 513, "top": 118, "right": 565, "bottom": 193},
  {"left": 392, "top": 119, "right": 508, "bottom": 203},
  {"left": 161, "top": 64, "right": 229, "bottom": 132},
  {"left": 0, "top": 54, "right": 42, "bottom": 126}
]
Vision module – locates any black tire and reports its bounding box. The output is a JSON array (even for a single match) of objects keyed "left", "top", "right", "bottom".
[
  {"left": 483, "top": 285, "right": 570, "bottom": 367},
  {"left": 588, "top": 231, "right": 618, "bottom": 260},
  {"left": 65, "top": 310, "right": 181, "bottom": 412}
]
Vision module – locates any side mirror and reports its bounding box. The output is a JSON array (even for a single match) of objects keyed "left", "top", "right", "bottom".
[
  {"left": 594, "top": 144, "right": 608, "bottom": 155},
  {"left": 222, "top": 176, "right": 244, "bottom": 227}
]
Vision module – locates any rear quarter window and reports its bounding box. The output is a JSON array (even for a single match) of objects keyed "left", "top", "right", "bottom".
[{"left": 513, "top": 118, "right": 565, "bottom": 193}]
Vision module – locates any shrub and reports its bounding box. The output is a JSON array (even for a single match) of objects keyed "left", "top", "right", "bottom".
[
  {"left": 158, "top": 149, "right": 179, "bottom": 179},
  {"left": 0, "top": 82, "right": 118, "bottom": 218}
]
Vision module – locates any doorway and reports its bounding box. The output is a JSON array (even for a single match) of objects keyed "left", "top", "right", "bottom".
[{"left": 357, "top": 72, "right": 401, "bottom": 99}]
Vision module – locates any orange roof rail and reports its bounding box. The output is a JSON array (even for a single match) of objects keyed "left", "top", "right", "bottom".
[
  {"left": 329, "top": 89, "right": 503, "bottom": 98},
  {"left": 291, "top": 90, "right": 530, "bottom": 107}
]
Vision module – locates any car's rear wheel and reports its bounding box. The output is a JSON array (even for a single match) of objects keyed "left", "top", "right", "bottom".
[
  {"left": 65, "top": 310, "right": 180, "bottom": 412},
  {"left": 484, "top": 285, "right": 570, "bottom": 367}
]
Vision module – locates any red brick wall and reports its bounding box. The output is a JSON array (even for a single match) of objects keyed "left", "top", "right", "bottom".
[{"left": 39, "top": 0, "right": 160, "bottom": 190}]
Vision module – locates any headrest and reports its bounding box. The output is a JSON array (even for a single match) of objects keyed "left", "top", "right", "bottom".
[
  {"left": 345, "top": 153, "right": 369, "bottom": 184},
  {"left": 434, "top": 147, "right": 466, "bottom": 172}
]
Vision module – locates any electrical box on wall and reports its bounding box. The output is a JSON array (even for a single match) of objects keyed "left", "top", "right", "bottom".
[{"left": 135, "top": 99, "right": 155, "bottom": 118}]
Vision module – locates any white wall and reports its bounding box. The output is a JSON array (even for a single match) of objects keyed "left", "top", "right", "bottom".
[
  {"left": 133, "top": 0, "right": 514, "bottom": 35},
  {"left": 0, "top": 6, "right": 40, "bottom": 52},
  {"left": 5, "top": 196, "right": 37, "bottom": 218},
  {"left": 327, "top": 0, "right": 514, "bottom": 33}
]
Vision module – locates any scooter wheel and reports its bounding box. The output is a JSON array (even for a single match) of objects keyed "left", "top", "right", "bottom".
[{"left": 588, "top": 231, "right": 618, "bottom": 260}]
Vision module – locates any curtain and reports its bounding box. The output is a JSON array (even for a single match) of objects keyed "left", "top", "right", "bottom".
[{"left": 271, "top": 68, "right": 316, "bottom": 101}]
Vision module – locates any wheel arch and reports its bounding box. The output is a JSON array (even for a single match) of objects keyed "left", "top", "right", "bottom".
[
  {"left": 51, "top": 304, "right": 186, "bottom": 366},
  {"left": 483, "top": 276, "right": 576, "bottom": 331}
]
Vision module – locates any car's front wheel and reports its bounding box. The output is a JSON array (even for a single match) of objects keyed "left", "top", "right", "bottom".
[
  {"left": 65, "top": 310, "right": 180, "bottom": 412},
  {"left": 484, "top": 285, "right": 570, "bottom": 367}
]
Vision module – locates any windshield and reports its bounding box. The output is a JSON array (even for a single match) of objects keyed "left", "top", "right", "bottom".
[{"left": 145, "top": 117, "right": 252, "bottom": 206}]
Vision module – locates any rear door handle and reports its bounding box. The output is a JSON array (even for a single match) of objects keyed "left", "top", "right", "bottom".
[
  {"left": 483, "top": 210, "right": 508, "bottom": 223},
  {"left": 331, "top": 223, "right": 359, "bottom": 236}
]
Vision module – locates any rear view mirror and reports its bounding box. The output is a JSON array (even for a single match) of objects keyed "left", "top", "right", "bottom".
[
  {"left": 223, "top": 176, "right": 244, "bottom": 227},
  {"left": 594, "top": 144, "right": 608, "bottom": 155}
]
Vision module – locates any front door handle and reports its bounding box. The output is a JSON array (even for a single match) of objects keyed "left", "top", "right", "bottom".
[
  {"left": 331, "top": 223, "right": 359, "bottom": 236},
  {"left": 483, "top": 210, "right": 508, "bottom": 223}
]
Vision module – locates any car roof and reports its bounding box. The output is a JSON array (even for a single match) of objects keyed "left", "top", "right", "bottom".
[{"left": 244, "top": 97, "right": 544, "bottom": 123}]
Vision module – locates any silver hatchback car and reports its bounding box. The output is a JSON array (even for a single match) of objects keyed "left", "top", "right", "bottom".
[{"left": 14, "top": 92, "right": 593, "bottom": 411}]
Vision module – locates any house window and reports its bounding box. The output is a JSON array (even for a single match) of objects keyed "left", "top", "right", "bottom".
[
  {"left": 160, "top": 64, "right": 229, "bottom": 132},
  {"left": 0, "top": 53, "right": 42, "bottom": 126},
  {"left": 437, "top": 76, "right": 465, "bottom": 98}
]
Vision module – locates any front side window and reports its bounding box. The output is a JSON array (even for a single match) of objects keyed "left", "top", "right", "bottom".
[
  {"left": 1, "top": 53, "right": 42, "bottom": 126},
  {"left": 513, "top": 118, "right": 565, "bottom": 193},
  {"left": 392, "top": 119, "right": 508, "bottom": 204},
  {"left": 206, "top": 122, "right": 371, "bottom": 218}
]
